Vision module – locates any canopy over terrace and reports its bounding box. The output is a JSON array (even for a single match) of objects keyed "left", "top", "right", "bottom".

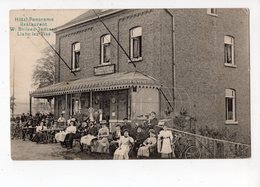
[
  {"left": 30, "top": 71, "right": 160, "bottom": 98},
  {"left": 29, "top": 72, "right": 161, "bottom": 117}
]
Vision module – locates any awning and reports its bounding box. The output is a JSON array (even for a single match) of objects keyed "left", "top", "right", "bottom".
[{"left": 30, "top": 71, "right": 161, "bottom": 98}]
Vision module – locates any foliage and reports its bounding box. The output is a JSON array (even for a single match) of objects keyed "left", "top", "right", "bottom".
[
  {"left": 197, "top": 125, "right": 237, "bottom": 142},
  {"left": 32, "top": 46, "right": 55, "bottom": 88},
  {"left": 172, "top": 108, "right": 197, "bottom": 133}
]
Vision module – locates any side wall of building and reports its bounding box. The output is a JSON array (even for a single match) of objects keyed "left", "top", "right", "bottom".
[{"left": 168, "top": 9, "right": 250, "bottom": 143}]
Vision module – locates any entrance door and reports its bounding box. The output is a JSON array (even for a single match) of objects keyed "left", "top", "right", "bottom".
[{"left": 100, "top": 93, "right": 110, "bottom": 120}]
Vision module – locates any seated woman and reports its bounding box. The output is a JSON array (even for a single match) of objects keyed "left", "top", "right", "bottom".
[
  {"left": 109, "top": 124, "right": 122, "bottom": 156},
  {"left": 137, "top": 129, "right": 157, "bottom": 158},
  {"left": 63, "top": 120, "right": 77, "bottom": 149},
  {"left": 95, "top": 121, "right": 110, "bottom": 153},
  {"left": 113, "top": 129, "right": 134, "bottom": 160},
  {"left": 80, "top": 121, "right": 98, "bottom": 152},
  {"left": 34, "top": 120, "right": 47, "bottom": 144},
  {"left": 157, "top": 124, "right": 174, "bottom": 158},
  {"left": 55, "top": 127, "right": 68, "bottom": 146}
]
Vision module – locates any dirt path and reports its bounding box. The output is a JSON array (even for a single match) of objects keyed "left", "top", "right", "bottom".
[{"left": 11, "top": 139, "right": 113, "bottom": 160}]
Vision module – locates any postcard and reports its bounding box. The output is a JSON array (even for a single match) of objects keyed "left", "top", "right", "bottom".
[{"left": 10, "top": 8, "right": 250, "bottom": 160}]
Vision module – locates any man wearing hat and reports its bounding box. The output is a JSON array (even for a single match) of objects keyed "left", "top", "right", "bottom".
[
  {"left": 58, "top": 113, "right": 66, "bottom": 123},
  {"left": 109, "top": 124, "right": 122, "bottom": 156},
  {"left": 121, "top": 118, "right": 132, "bottom": 135}
]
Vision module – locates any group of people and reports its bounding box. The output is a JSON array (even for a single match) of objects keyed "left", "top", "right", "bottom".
[
  {"left": 54, "top": 111, "right": 175, "bottom": 159},
  {"left": 11, "top": 112, "right": 54, "bottom": 142},
  {"left": 11, "top": 110, "right": 176, "bottom": 159}
]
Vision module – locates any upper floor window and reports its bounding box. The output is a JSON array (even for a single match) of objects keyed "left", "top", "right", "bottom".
[
  {"left": 72, "top": 42, "right": 80, "bottom": 71},
  {"left": 224, "top": 36, "right": 235, "bottom": 66},
  {"left": 101, "top": 34, "right": 111, "bottom": 64},
  {"left": 130, "top": 27, "right": 142, "bottom": 60},
  {"left": 225, "top": 89, "right": 237, "bottom": 123},
  {"left": 207, "top": 8, "right": 218, "bottom": 16}
]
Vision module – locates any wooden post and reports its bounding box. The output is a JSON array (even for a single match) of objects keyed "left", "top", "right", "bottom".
[
  {"left": 90, "top": 91, "right": 93, "bottom": 108},
  {"left": 65, "top": 94, "right": 68, "bottom": 119},
  {"left": 29, "top": 96, "right": 32, "bottom": 115}
]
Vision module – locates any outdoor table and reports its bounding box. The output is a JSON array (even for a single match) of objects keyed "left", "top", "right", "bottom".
[
  {"left": 41, "top": 128, "right": 63, "bottom": 143},
  {"left": 22, "top": 127, "right": 36, "bottom": 139}
]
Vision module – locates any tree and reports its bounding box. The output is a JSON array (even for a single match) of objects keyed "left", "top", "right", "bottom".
[{"left": 32, "top": 46, "right": 55, "bottom": 88}]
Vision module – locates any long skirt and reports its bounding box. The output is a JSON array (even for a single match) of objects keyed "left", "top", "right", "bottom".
[
  {"left": 113, "top": 145, "right": 130, "bottom": 160},
  {"left": 55, "top": 132, "right": 67, "bottom": 142},
  {"left": 137, "top": 146, "right": 150, "bottom": 158},
  {"left": 158, "top": 139, "right": 174, "bottom": 158},
  {"left": 80, "top": 135, "right": 97, "bottom": 146},
  {"left": 95, "top": 138, "right": 109, "bottom": 153},
  {"left": 158, "top": 139, "right": 172, "bottom": 154}
]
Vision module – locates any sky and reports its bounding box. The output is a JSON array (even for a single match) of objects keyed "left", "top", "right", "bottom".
[{"left": 10, "top": 9, "right": 86, "bottom": 114}]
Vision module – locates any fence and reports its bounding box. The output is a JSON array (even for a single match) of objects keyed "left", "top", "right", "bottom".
[{"left": 168, "top": 127, "right": 251, "bottom": 159}]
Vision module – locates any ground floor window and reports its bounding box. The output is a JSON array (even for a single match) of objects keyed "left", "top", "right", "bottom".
[{"left": 225, "top": 88, "right": 236, "bottom": 122}]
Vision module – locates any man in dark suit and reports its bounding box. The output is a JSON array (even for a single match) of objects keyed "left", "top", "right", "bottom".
[
  {"left": 121, "top": 118, "right": 132, "bottom": 135},
  {"left": 94, "top": 109, "right": 109, "bottom": 129},
  {"left": 109, "top": 125, "right": 122, "bottom": 156}
]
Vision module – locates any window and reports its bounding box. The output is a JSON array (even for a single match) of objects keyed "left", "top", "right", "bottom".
[
  {"left": 224, "top": 36, "right": 235, "bottom": 66},
  {"left": 207, "top": 8, "right": 218, "bottom": 16},
  {"left": 225, "top": 89, "right": 236, "bottom": 123},
  {"left": 101, "top": 34, "right": 111, "bottom": 64},
  {"left": 130, "top": 27, "right": 142, "bottom": 60},
  {"left": 72, "top": 42, "right": 80, "bottom": 71}
]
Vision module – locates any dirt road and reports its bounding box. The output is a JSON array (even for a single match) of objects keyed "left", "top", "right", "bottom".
[{"left": 11, "top": 139, "right": 112, "bottom": 160}]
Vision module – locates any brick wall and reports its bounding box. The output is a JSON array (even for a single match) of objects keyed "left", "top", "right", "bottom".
[
  {"left": 167, "top": 9, "right": 250, "bottom": 143},
  {"left": 55, "top": 9, "right": 250, "bottom": 143}
]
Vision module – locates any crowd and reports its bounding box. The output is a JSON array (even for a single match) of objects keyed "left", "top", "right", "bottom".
[{"left": 11, "top": 109, "right": 176, "bottom": 159}]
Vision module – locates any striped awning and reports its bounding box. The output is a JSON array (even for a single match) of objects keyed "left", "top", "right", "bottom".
[{"left": 30, "top": 71, "right": 161, "bottom": 98}]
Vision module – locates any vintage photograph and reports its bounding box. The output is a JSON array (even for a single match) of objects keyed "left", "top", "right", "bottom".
[{"left": 10, "top": 9, "right": 250, "bottom": 160}]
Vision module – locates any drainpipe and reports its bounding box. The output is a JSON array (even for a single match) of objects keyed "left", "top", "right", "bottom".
[
  {"left": 57, "top": 36, "right": 61, "bottom": 83},
  {"left": 165, "top": 9, "right": 176, "bottom": 112},
  {"left": 117, "top": 18, "right": 120, "bottom": 72}
]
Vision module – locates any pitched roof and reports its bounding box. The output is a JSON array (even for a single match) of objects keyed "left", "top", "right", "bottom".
[{"left": 54, "top": 9, "right": 123, "bottom": 32}]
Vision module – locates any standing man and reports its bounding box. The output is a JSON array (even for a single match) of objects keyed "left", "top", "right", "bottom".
[
  {"left": 97, "top": 109, "right": 108, "bottom": 123},
  {"left": 58, "top": 113, "right": 66, "bottom": 123}
]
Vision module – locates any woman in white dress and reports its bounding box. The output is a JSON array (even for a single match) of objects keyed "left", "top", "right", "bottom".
[
  {"left": 80, "top": 122, "right": 98, "bottom": 152},
  {"left": 113, "top": 130, "right": 134, "bottom": 160},
  {"left": 95, "top": 121, "right": 110, "bottom": 153},
  {"left": 137, "top": 129, "right": 157, "bottom": 158},
  {"left": 157, "top": 124, "right": 174, "bottom": 158}
]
